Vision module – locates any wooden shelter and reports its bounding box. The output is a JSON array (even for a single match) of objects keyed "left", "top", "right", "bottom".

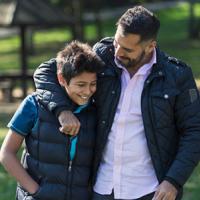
[{"left": 0, "top": 0, "right": 74, "bottom": 99}]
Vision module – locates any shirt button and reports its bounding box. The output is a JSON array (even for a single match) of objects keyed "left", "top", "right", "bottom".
[
  {"left": 101, "top": 72, "right": 105, "bottom": 76},
  {"left": 102, "top": 120, "right": 106, "bottom": 124},
  {"left": 164, "top": 94, "right": 169, "bottom": 99},
  {"left": 111, "top": 90, "right": 115, "bottom": 94}
]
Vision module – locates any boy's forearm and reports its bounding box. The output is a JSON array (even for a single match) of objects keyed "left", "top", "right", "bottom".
[
  {"left": 1, "top": 151, "right": 39, "bottom": 194},
  {"left": 0, "top": 130, "right": 39, "bottom": 194}
]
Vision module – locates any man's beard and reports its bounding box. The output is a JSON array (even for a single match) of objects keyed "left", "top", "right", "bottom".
[{"left": 116, "top": 51, "right": 145, "bottom": 69}]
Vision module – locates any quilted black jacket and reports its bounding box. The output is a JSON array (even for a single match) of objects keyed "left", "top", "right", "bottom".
[{"left": 34, "top": 37, "right": 200, "bottom": 199}]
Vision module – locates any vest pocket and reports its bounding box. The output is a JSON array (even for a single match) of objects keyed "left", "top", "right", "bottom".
[
  {"left": 16, "top": 178, "right": 45, "bottom": 200},
  {"left": 16, "top": 186, "right": 36, "bottom": 200},
  {"left": 16, "top": 186, "right": 26, "bottom": 200}
]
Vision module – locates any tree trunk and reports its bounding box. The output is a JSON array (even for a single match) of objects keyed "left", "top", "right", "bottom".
[{"left": 188, "top": 0, "right": 200, "bottom": 39}]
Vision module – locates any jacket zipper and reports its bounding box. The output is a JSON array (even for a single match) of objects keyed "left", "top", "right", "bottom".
[
  {"left": 141, "top": 76, "right": 163, "bottom": 183},
  {"left": 147, "top": 85, "right": 164, "bottom": 183}
]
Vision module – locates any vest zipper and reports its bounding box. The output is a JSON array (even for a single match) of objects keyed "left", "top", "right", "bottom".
[
  {"left": 67, "top": 137, "right": 72, "bottom": 200},
  {"left": 68, "top": 160, "right": 72, "bottom": 172},
  {"left": 67, "top": 164, "right": 72, "bottom": 200},
  {"left": 67, "top": 135, "right": 80, "bottom": 200}
]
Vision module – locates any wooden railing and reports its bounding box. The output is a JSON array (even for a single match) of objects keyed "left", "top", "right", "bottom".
[{"left": 0, "top": 72, "right": 34, "bottom": 102}]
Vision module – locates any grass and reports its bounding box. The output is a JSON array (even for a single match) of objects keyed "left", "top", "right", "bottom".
[
  {"left": 0, "top": 27, "right": 72, "bottom": 73},
  {"left": 0, "top": 113, "right": 16, "bottom": 200},
  {"left": 1, "top": 2, "right": 200, "bottom": 200},
  {"left": 183, "top": 167, "right": 200, "bottom": 199}
]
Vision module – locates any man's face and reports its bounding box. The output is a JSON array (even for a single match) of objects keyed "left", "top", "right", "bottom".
[
  {"left": 114, "top": 26, "right": 153, "bottom": 69},
  {"left": 59, "top": 72, "right": 97, "bottom": 105}
]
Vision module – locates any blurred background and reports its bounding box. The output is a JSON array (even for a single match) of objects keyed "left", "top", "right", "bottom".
[{"left": 0, "top": 0, "right": 200, "bottom": 199}]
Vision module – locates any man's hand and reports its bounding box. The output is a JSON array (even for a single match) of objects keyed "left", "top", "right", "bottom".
[
  {"left": 58, "top": 110, "right": 81, "bottom": 136},
  {"left": 152, "top": 180, "right": 178, "bottom": 200}
]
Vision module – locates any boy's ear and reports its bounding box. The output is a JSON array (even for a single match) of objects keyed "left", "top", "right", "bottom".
[{"left": 57, "top": 73, "right": 66, "bottom": 87}]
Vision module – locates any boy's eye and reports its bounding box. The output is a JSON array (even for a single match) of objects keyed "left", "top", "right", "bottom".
[{"left": 91, "top": 82, "right": 97, "bottom": 86}]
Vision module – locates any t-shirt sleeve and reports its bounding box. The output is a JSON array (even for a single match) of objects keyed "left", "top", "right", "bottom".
[{"left": 7, "top": 95, "right": 38, "bottom": 136}]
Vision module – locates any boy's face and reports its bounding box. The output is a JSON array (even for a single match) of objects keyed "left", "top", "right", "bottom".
[{"left": 59, "top": 72, "right": 97, "bottom": 105}]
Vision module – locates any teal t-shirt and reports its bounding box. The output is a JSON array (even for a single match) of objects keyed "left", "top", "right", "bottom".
[{"left": 8, "top": 94, "right": 88, "bottom": 161}]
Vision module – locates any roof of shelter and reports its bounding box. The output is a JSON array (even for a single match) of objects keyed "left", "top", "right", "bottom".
[{"left": 0, "top": 0, "right": 73, "bottom": 27}]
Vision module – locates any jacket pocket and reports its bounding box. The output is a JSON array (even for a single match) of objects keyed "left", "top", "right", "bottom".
[
  {"left": 151, "top": 89, "right": 180, "bottom": 109},
  {"left": 150, "top": 89, "right": 180, "bottom": 128},
  {"left": 151, "top": 89, "right": 180, "bottom": 98}
]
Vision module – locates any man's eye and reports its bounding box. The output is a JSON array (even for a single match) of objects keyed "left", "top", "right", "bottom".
[
  {"left": 121, "top": 47, "right": 133, "bottom": 53},
  {"left": 77, "top": 84, "right": 85, "bottom": 87}
]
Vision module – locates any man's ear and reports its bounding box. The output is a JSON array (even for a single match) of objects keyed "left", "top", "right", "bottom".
[
  {"left": 57, "top": 73, "right": 66, "bottom": 87},
  {"left": 145, "top": 40, "right": 156, "bottom": 54}
]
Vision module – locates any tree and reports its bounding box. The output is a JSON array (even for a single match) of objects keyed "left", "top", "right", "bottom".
[{"left": 188, "top": 0, "right": 200, "bottom": 39}]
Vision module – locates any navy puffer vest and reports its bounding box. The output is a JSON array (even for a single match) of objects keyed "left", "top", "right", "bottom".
[{"left": 16, "top": 98, "right": 96, "bottom": 200}]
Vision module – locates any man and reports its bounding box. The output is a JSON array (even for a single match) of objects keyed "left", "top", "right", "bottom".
[{"left": 34, "top": 6, "right": 200, "bottom": 200}]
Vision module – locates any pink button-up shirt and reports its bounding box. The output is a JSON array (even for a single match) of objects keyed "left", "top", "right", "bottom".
[{"left": 94, "top": 49, "right": 159, "bottom": 199}]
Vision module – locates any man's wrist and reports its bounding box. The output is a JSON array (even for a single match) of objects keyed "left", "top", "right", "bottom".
[
  {"left": 164, "top": 176, "right": 181, "bottom": 191},
  {"left": 54, "top": 106, "right": 72, "bottom": 118}
]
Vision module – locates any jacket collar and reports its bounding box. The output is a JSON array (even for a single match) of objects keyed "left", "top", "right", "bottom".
[{"left": 146, "top": 47, "right": 166, "bottom": 82}]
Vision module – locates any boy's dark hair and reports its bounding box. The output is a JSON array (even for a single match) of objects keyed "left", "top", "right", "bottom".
[
  {"left": 116, "top": 6, "right": 160, "bottom": 42},
  {"left": 56, "top": 40, "right": 103, "bottom": 84}
]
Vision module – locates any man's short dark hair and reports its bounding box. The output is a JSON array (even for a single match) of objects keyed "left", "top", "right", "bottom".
[
  {"left": 56, "top": 40, "right": 103, "bottom": 84},
  {"left": 116, "top": 6, "right": 160, "bottom": 41}
]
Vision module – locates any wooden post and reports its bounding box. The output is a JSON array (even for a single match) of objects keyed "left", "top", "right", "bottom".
[
  {"left": 188, "top": 0, "right": 200, "bottom": 38},
  {"left": 71, "top": 0, "right": 84, "bottom": 40},
  {"left": 93, "top": 0, "right": 102, "bottom": 40},
  {"left": 189, "top": 0, "right": 195, "bottom": 38},
  {"left": 20, "top": 25, "right": 28, "bottom": 98}
]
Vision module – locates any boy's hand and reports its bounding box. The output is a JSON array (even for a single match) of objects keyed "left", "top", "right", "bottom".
[{"left": 58, "top": 110, "right": 81, "bottom": 136}]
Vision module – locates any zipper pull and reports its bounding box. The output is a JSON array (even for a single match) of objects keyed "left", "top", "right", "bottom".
[{"left": 68, "top": 160, "right": 72, "bottom": 172}]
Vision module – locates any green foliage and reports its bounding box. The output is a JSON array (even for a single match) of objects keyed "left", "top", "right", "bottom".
[
  {"left": 0, "top": 165, "right": 16, "bottom": 200},
  {"left": 0, "top": 125, "right": 16, "bottom": 200},
  {"left": 156, "top": 3, "right": 200, "bottom": 79},
  {"left": 0, "top": 27, "right": 72, "bottom": 73},
  {"left": 183, "top": 167, "right": 200, "bottom": 200},
  {"left": 0, "top": 111, "right": 24, "bottom": 200}
]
